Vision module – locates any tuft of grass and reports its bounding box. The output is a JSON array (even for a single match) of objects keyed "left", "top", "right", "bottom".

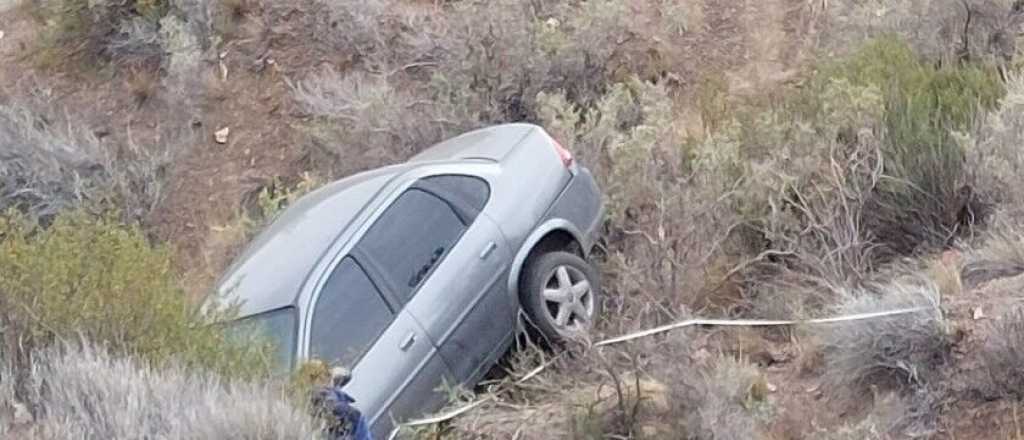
[
  {"left": 979, "top": 308, "right": 1024, "bottom": 400},
  {"left": 821, "top": 277, "right": 949, "bottom": 397},
  {"left": 0, "top": 343, "right": 319, "bottom": 439}
]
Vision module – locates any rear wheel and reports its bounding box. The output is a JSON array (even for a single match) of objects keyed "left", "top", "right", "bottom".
[{"left": 520, "top": 251, "right": 602, "bottom": 344}]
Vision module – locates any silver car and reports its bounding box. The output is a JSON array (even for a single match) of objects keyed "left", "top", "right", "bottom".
[{"left": 212, "top": 123, "right": 605, "bottom": 437}]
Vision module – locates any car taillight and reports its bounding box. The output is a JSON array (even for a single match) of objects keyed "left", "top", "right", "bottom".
[{"left": 552, "top": 139, "right": 574, "bottom": 168}]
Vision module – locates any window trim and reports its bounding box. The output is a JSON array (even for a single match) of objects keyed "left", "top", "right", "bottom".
[
  {"left": 308, "top": 256, "right": 395, "bottom": 367},
  {"left": 355, "top": 174, "right": 491, "bottom": 308}
]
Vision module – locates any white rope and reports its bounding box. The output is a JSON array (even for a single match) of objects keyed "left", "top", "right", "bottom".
[
  {"left": 385, "top": 305, "right": 933, "bottom": 437},
  {"left": 594, "top": 306, "right": 932, "bottom": 346}
]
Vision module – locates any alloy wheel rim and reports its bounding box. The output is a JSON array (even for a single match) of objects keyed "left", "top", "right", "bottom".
[{"left": 540, "top": 264, "right": 594, "bottom": 332}]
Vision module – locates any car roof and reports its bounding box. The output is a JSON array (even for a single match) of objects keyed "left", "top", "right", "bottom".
[{"left": 214, "top": 164, "right": 412, "bottom": 316}]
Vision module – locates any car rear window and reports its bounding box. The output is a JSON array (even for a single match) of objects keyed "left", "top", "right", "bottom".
[{"left": 309, "top": 258, "right": 393, "bottom": 367}]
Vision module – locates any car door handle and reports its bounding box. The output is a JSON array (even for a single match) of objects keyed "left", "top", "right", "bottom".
[
  {"left": 399, "top": 332, "right": 416, "bottom": 351},
  {"left": 479, "top": 241, "right": 497, "bottom": 259}
]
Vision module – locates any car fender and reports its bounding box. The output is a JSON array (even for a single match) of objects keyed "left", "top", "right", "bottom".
[{"left": 506, "top": 218, "right": 586, "bottom": 307}]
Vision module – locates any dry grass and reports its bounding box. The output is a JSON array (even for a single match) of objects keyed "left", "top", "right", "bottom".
[
  {"left": 0, "top": 91, "right": 181, "bottom": 224},
  {"left": 0, "top": 343, "right": 319, "bottom": 439},
  {"left": 979, "top": 307, "right": 1024, "bottom": 400},
  {"left": 291, "top": 68, "right": 475, "bottom": 177},
  {"left": 820, "top": 277, "right": 949, "bottom": 397},
  {"left": 967, "top": 74, "right": 1024, "bottom": 218},
  {"left": 443, "top": 341, "right": 766, "bottom": 440},
  {"left": 663, "top": 354, "right": 768, "bottom": 440},
  {"left": 823, "top": 0, "right": 1023, "bottom": 65}
]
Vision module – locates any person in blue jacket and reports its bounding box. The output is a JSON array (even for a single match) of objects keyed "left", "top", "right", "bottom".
[{"left": 310, "top": 366, "right": 372, "bottom": 440}]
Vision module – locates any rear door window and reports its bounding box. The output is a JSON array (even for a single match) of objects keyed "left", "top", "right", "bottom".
[
  {"left": 309, "top": 257, "right": 393, "bottom": 367},
  {"left": 358, "top": 188, "right": 466, "bottom": 303}
]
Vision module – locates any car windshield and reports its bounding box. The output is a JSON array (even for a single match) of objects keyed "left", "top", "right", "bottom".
[{"left": 225, "top": 307, "right": 297, "bottom": 374}]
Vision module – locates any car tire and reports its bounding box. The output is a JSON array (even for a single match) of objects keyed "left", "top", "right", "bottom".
[{"left": 520, "top": 251, "right": 602, "bottom": 345}]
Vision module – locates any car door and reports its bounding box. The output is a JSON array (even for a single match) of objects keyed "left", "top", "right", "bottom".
[
  {"left": 353, "top": 174, "right": 514, "bottom": 384},
  {"left": 403, "top": 175, "right": 514, "bottom": 384},
  {"left": 305, "top": 257, "right": 451, "bottom": 439}
]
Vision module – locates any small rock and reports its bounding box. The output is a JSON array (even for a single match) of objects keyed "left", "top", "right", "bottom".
[
  {"left": 214, "top": 127, "right": 230, "bottom": 144},
  {"left": 767, "top": 382, "right": 778, "bottom": 393},
  {"left": 973, "top": 307, "right": 985, "bottom": 320},
  {"left": 0, "top": 31, "right": 5, "bottom": 41}
]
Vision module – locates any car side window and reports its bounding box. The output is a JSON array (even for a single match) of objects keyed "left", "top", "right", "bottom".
[
  {"left": 358, "top": 185, "right": 472, "bottom": 303},
  {"left": 419, "top": 175, "right": 490, "bottom": 219},
  {"left": 310, "top": 257, "right": 393, "bottom": 367}
]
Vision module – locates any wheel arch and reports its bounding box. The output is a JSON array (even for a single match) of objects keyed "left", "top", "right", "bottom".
[{"left": 507, "top": 219, "right": 585, "bottom": 307}]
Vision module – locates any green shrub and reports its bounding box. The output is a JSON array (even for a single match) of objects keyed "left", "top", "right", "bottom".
[
  {"left": 761, "top": 37, "right": 1003, "bottom": 267},
  {"left": 0, "top": 210, "right": 273, "bottom": 380},
  {"left": 835, "top": 38, "right": 1002, "bottom": 258}
]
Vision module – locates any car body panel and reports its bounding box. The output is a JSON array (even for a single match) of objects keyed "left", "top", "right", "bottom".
[
  {"left": 211, "top": 123, "right": 605, "bottom": 436},
  {"left": 404, "top": 211, "right": 513, "bottom": 382},
  {"left": 343, "top": 308, "right": 452, "bottom": 440}
]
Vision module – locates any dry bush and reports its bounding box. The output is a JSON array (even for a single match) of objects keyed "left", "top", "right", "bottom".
[
  {"left": 0, "top": 343, "right": 319, "bottom": 439},
  {"left": 663, "top": 354, "right": 768, "bottom": 440},
  {"left": 312, "top": 0, "right": 436, "bottom": 70},
  {"left": 31, "top": 0, "right": 171, "bottom": 68},
  {"left": 291, "top": 68, "right": 477, "bottom": 177},
  {"left": 0, "top": 91, "right": 181, "bottom": 224},
  {"left": 960, "top": 219, "right": 1024, "bottom": 287},
  {"left": 106, "top": 16, "right": 165, "bottom": 68},
  {"left": 966, "top": 74, "right": 1024, "bottom": 217},
  {"left": 824, "top": 0, "right": 1024, "bottom": 65},
  {"left": 979, "top": 307, "right": 1024, "bottom": 399},
  {"left": 433, "top": 0, "right": 658, "bottom": 122},
  {"left": 445, "top": 341, "right": 766, "bottom": 440},
  {"left": 820, "top": 278, "right": 949, "bottom": 397}
]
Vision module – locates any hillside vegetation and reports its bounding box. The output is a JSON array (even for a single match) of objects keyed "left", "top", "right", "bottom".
[{"left": 5, "top": 0, "right": 1024, "bottom": 438}]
